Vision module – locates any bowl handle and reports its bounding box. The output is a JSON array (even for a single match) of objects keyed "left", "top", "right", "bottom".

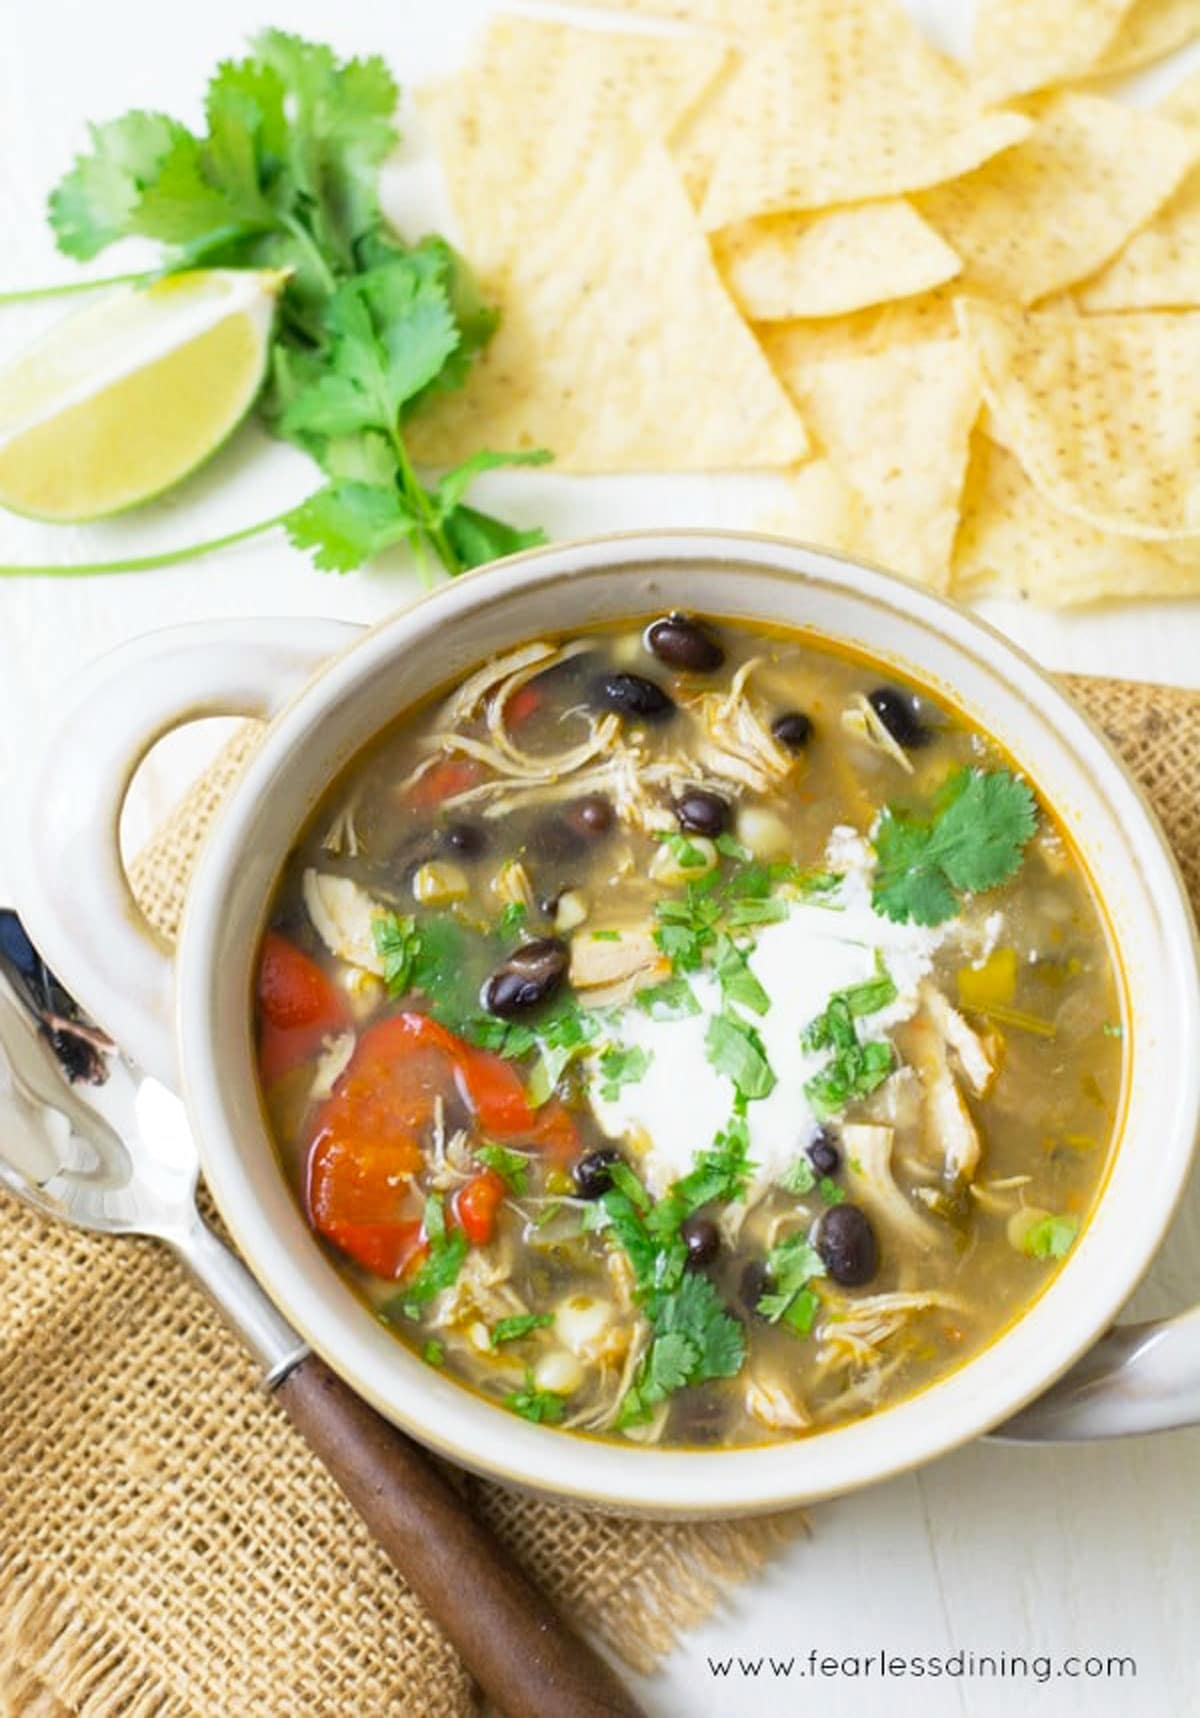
[
  {"left": 990, "top": 1306, "right": 1200, "bottom": 1441},
  {"left": 13, "top": 617, "right": 362, "bottom": 1089}
]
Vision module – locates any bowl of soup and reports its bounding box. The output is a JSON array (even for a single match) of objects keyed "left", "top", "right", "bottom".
[{"left": 16, "top": 533, "right": 1200, "bottom": 1515}]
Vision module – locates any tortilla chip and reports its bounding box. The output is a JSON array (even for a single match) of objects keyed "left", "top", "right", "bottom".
[
  {"left": 757, "top": 288, "right": 962, "bottom": 374},
  {"left": 1076, "top": 73, "right": 1200, "bottom": 310},
  {"left": 697, "top": 1, "right": 1030, "bottom": 228},
  {"left": 916, "top": 94, "right": 1195, "bottom": 307},
  {"left": 760, "top": 460, "right": 867, "bottom": 560},
  {"left": 1095, "top": 0, "right": 1200, "bottom": 76},
  {"left": 957, "top": 298, "right": 1200, "bottom": 539},
  {"left": 714, "top": 200, "right": 961, "bottom": 321},
  {"left": 424, "top": 17, "right": 728, "bottom": 280},
  {"left": 408, "top": 147, "right": 808, "bottom": 473},
  {"left": 971, "top": 0, "right": 1133, "bottom": 101},
  {"left": 1077, "top": 172, "right": 1200, "bottom": 310},
  {"left": 1161, "top": 67, "right": 1200, "bottom": 132},
  {"left": 953, "top": 436, "right": 1200, "bottom": 605},
  {"left": 766, "top": 339, "right": 980, "bottom": 589}
]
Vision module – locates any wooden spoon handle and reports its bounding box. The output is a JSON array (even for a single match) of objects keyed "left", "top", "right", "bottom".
[{"left": 275, "top": 1354, "right": 646, "bottom": 1718}]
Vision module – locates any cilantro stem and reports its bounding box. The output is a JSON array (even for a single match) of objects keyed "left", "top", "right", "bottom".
[
  {"left": 280, "top": 213, "right": 340, "bottom": 297},
  {"left": 389, "top": 425, "right": 461, "bottom": 578},
  {"left": 0, "top": 510, "right": 293, "bottom": 577},
  {"left": 0, "top": 270, "right": 158, "bottom": 306}
]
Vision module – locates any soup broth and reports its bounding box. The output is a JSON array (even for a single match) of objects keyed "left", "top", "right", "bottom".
[{"left": 254, "top": 613, "right": 1122, "bottom": 1446}]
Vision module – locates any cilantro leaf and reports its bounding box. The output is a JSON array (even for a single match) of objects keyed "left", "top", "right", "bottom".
[
  {"left": 636, "top": 976, "right": 701, "bottom": 1021},
  {"left": 598, "top": 1044, "right": 652, "bottom": 1102},
  {"left": 505, "top": 1370, "right": 568, "bottom": 1424},
  {"left": 286, "top": 481, "right": 420, "bottom": 571},
  {"left": 779, "top": 1156, "right": 816, "bottom": 1195},
  {"left": 705, "top": 1011, "right": 776, "bottom": 1101},
  {"left": 714, "top": 936, "right": 770, "bottom": 1016},
  {"left": 805, "top": 1037, "right": 895, "bottom": 1121},
  {"left": 474, "top": 1144, "right": 530, "bottom": 1196},
  {"left": 372, "top": 910, "right": 422, "bottom": 996},
  {"left": 381, "top": 1194, "right": 468, "bottom": 1319},
  {"left": 757, "top": 1234, "right": 826, "bottom": 1330},
  {"left": 48, "top": 112, "right": 188, "bottom": 258},
  {"left": 618, "top": 1276, "right": 745, "bottom": 1427},
  {"left": 439, "top": 502, "right": 548, "bottom": 571},
  {"left": 873, "top": 768, "right": 1038, "bottom": 926},
  {"left": 1022, "top": 1213, "right": 1079, "bottom": 1260},
  {"left": 491, "top": 1313, "right": 553, "bottom": 1347}
]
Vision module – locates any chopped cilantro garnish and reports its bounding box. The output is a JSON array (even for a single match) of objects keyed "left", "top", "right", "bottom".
[
  {"left": 491, "top": 1313, "right": 553, "bottom": 1347},
  {"left": 383, "top": 1193, "right": 467, "bottom": 1320},
  {"left": 714, "top": 936, "right": 769, "bottom": 1016},
  {"left": 779, "top": 1156, "right": 816, "bottom": 1195},
  {"left": 533, "top": 1199, "right": 564, "bottom": 1231},
  {"left": 1022, "top": 1213, "right": 1079, "bottom": 1260},
  {"left": 591, "top": 928, "right": 622, "bottom": 942},
  {"left": 801, "top": 963, "right": 898, "bottom": 1121},
  {"left": 805, "top": 1039, "right": 895, "bottom": 1121},
  {"left": 790, "top": 870, "right": 842, "bottom": 900},
  {"left": 757, "top": 1235, "right": 826, "bottom": 1332},
  {"left": 645, "top": 1106, "right": 756, "bottom": 1249},
  {"left": 873, "top": 767, "right": 1038, "bottom": 927},
  {"left": 716, "top": 832, "right": 753, "bottom": 862},
  {"left": 819, "top": 1175, "right": 846, "bottom": 1206},
  {"left": 705, "top": 1010, "right": 776, "bottom": 1100},
  {"left": 422, "top": 1339, "right": 445, "bottom": 1367},
  {"left": 1102, "top": 1022, "right": 1124, "bottom": 1040},
  {"left": 598, "top": 1043, "right": 653, "bottom": 1101},
  {"left": 372, "top": 910, "right": 422, "bottom": 996},
  {"left": 617, "top": 1273, "right": 746, "bottom": 1427},
  {"left": 505, "top": 1370, "right": 568, "bottom": 1424},
  {"left": 658, "top": 831, "right": 710, "bottom": 870},
  {"left": 499, "top": 900, "right": 528, "bottom": 939},
  {"left": 726, "top": 897, "right": 788, "bottom": 927},
  {"left": 474, "top": 1143, "right": 529, "bottom": 1196},
  {"left": 636, "top": 976, "right": 701, "bottom": 1020}
]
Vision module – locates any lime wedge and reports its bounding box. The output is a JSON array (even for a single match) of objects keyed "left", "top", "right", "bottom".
[{"left": 0, "top": 269, "right": 281, "bottom": 521}]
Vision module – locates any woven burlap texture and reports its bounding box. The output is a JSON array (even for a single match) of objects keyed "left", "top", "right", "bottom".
[{"left": 2, "top": 673, "right": 1197, "bottom": 1717}]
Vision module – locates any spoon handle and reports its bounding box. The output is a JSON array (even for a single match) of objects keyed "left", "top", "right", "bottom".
[{"left": 275, "top": 1355, "right": 645, "bottom": 1718}]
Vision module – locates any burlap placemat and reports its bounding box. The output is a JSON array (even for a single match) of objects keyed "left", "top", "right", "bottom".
[{"left": 1, "top": 671, "right": 1197, "bottom": 1717}]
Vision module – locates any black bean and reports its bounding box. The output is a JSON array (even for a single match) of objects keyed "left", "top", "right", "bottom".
[
  {"left": 681, "top": 1215, "right": 720, "bottom": 1269},
  {"left": 438, "top": 819, "right": 487, "bottom": 858},
  {"left": 573, "top": 1147, "right": 623, "bottom": 1200},
  {"left": 867, "top": 686, "right": 933, "bottom": 750},
  {"left": 645, "top": 614, "right": 725, "bottom": 673},
  {"left": 771, "top": 710, "right": 814, "bottom": 751},
  {"left": 481, "top": 937, "right": 569, "bottom": 1017},
  {"left": 592, "top": 670, "right": 675, "bottom": 723},
  {"left": 565, "top": 794, "right": 614, "bottom": 836},
  {"left": 816, "top": 1203, "right": 879, "bottom": 1287},
  {"left": 806, "top": 1129, "right": 840, "bottom": 1178},
  {"left": 739, "top": 1259, "right": 773, "bottom": 1317},
  {"left": 674, "top": 789, "right": 730, "bottom": 839}
]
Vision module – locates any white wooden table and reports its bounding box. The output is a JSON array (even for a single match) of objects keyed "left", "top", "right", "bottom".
[{"left": 2, "top": 4, "right": 1198, "bottom": 1713}]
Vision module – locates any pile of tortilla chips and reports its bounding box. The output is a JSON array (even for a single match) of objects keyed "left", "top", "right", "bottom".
[{"left": 413, "top": 0, "right": 1200, "bottom": 606}]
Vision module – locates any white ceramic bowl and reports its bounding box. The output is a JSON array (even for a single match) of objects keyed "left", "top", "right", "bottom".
[{"left": 15, "top": 533, "right": 1200, "bottom": 1516}]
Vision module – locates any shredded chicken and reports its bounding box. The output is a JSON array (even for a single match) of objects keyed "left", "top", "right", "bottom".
[
  {"left": 691, "top": 658, "right": 796, "bottom": 793},
  {"left": 841, "top": 692, "right": 915, "bottom": 774},
  {"left": 309, "top": 1032, "right": 355, "bottom": 1102},
  {"left": 427, "top": 1245, "right": 525, "bottom": 1332},
  {"left": 920, "top": 983, "right": 996, "bottom": 1097},
  {"left": 906, "top": 992, "right": 985, "bottom": 1182},
  {"left": 302, "top": 870, "right": 386, "bottom": 975},
  {"left": 842, "top": 1123, "right": 943, "bottom": 1248},
  {"left": 569, "top": 924, "right": 668, "bottom": 1007},
  {"left": 745, "top": 1375, "right": 811, "bottom": 1432},
  {"left": 438, "top": 640, "right": 558, "bottom": 726},
  {"left": 816, "top": 1288, "right": 965, "bottom": 1369}
]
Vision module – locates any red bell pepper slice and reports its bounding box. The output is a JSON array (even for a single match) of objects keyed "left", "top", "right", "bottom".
[
  {"left": 405, "top": 756, "right": 483, "bottom": 808},
  {"left": 256, "top": 932, "right": 348, "bottom": 1087},
  {"left": 452, "top": 1169, "right": 508, "bottom": 1245}
]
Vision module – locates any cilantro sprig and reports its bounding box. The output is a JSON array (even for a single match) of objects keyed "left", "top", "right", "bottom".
[
  {"left": 872, "top": 768, "right": 1038, "bottom": 927},
  {"left": 801, "top": 966, "right": 898, "bottom": 1122},
  {"left": 756, "top": 1235, "right": 826, "bottom": 1334},
  {"left": 9, "top": 32, "right": 548, "bottom": 581},
  {"left": 382, "top": 1193, "right": 467, "bottom": 1322}
]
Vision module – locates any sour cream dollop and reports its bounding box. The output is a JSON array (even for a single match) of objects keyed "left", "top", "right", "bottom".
[{"left": 585, "top": 831, "right": 951, "bottom": 1200}]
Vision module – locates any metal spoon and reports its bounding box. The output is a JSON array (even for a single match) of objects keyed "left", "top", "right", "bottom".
[{"left": 0, "top": 910, "right": 642, "bottom": 1718}]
